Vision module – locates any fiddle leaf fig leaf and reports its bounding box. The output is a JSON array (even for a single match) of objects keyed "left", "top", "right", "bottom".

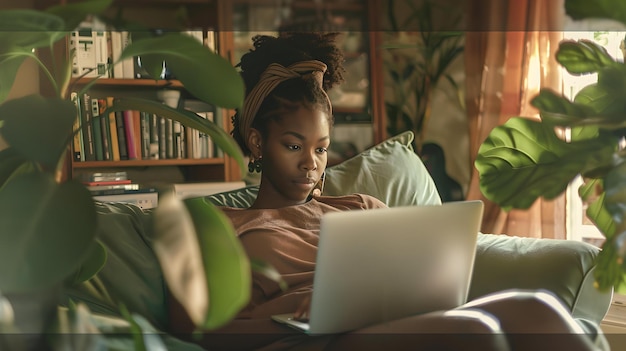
[
  {"left": 66, "top": 240, "right": 107, "bottom": 286},
  {"left": 530, "top": 89, "right": 594, "bottom": 126},
  {"left": 118, "top": 34, "right": 244, "bottom": 109},
  {"left": 594, "top": 241, "right": 626, "bottom": 294},
  {"left": 475, "top": 117, "right": 615, "bottom": 210},
  {"left": 0, "top": 174, "right": 97, "bottom": 293},
  {"left": 183, "top": 197, "right": 251, "bottom": 330},
  {"left": 556, "top": 39, "right": 616, "bottom": 75},
  {"left": 565, "top": 0, "right": 626, "bottom": 28},
  {"left": 579, "top": 178, "right": 616, "bottom": 238},
  {"left": 0, "top": 95, "right": 76, "bottom": 170}
]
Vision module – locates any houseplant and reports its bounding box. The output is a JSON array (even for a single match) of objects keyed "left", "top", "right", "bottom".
[
  {"left": 0, "top": 0, "right": 257, "bottom": 348},
  {"left": 475, "top": 0, "right": 626, "bottom": 294},
  {"left": 381, "top": 0, "right": 464, "bottom": 153}
]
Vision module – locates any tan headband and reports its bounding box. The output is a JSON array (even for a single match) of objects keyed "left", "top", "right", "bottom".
[{"left": 239, "top": 60, "right": 332, "bottom": 143}]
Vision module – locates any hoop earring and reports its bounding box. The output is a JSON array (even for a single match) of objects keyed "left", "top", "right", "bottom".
[{"left": 247, "top": 157, "right": 262, "bottom": 173}]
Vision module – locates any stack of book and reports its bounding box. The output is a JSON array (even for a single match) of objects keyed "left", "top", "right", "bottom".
[{"left": 81, "top": 171, "right": 158, "bottom": 209}]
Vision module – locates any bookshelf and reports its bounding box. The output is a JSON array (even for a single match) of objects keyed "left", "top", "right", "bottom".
[{"left": 35, "top": 0, "right": 385, "bottom": 183}]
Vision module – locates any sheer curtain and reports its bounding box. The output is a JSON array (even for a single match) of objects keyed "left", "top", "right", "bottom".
[{"left": 465, "top": 0, "right": 565, "bottom": 238}]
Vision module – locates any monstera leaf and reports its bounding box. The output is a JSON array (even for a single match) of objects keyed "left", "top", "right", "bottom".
[{"left": 476, "top": 117, "right": 616, "bottom": 210}]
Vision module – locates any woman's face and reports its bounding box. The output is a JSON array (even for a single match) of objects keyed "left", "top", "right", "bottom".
[{"left": 256, "top": 106, "right": 330, "bottom": 208}]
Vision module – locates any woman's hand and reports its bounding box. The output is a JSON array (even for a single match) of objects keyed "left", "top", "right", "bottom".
[{"left": 294, "top": 293, "right": 312, "bottom": 322}]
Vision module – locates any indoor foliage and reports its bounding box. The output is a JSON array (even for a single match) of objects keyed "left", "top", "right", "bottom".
[
  {"left": 0, "top": 0, "right": 253, "bottom": 348},
  {"left": 476, "top": 0, "right": 626, "bottom": 294}
]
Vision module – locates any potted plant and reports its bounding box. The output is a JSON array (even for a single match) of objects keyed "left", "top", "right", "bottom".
[
  {"left": 381, "top": 0, "right": 465, "bottom": 153},
  {"left": 475, "top": 0, "right": 626, "bottom": 294},
  {"left": 0, "top": 0, "right": 258, "bottom": 348}
]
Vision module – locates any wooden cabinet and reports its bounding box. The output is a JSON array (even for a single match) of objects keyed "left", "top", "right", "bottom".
[{"left": 36, "top": 0, "right": 385, "bottom": 182}]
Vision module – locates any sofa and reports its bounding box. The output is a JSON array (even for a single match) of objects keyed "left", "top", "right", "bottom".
[{"left": 65, "top": 131, "right": 613, "bottom": 350}]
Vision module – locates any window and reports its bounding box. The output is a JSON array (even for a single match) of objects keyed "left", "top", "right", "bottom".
[{"left": 562, "top": 24, "right": 626, "bottom": 247}]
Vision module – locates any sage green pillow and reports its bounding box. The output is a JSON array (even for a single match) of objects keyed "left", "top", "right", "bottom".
[{"left": 323, "top": 131, "right": 442, "bottom": 207}]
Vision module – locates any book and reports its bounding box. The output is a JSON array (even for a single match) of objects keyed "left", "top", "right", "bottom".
[
  {"left": 83, "top": 171, "right": 128, "bottom": 182},
  {"left": 106, "top": 96, "right": 121, "bottom": 161},
  {"left": 89, "top": 186, "right": 157, "bottom": 197},
  {"left": 115, "top": 110, "right": 129, "bottom": 160},
  {"left": 158, "top": 116, "right": 167, "bottom": 159},
  {"left": 93, "top": 18, "right": 109, "bottom": 77},
  {"left": 148, "top": 113, "right": 159, "bottom": 159},
  {"left": 140, "top": 111, "right": 151, "bottom": 159},
  {"left": 110, "top": 31, "right": 124, "bottom": 79},
  {"left": 98, "top": 98, "right": 112, "bottom": 161},
  {"left": 80, "top": 93, "right": 96, "bottom": 161},
  {"left": 121, "top": 31, "right": 135, "bottom": 79},
  {"left": 132, "top": 110, "right": 142, "bottom": 158},
  {"left": 83, "top": 179, "right": 132, "bottom": 186},
  {"left": 70, "top": 20, "right": 97, "bottom": 78},
  {"left": 92, "top": 191, "right": 158, "bottom": 210},
  {"left": 90, "top": 97, "right": 104, "bottom": 161},
  {"left": 123, "top": 110, "right": 138, "bottom": 159},
  {"left": 70, "top": 92, "right": 84, "bottom": 162}
]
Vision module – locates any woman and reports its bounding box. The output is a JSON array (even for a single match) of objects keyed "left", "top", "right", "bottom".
[{"left": 169, "top": 32, "right": 600, "bottom": 351}]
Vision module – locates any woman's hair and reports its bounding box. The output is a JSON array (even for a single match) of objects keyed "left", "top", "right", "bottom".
[{"left": 231, "top": 32, "right": 345, "bottom": 155}]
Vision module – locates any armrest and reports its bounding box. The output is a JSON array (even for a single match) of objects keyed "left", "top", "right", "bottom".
[{"left": 469, "top": 233, "right": 612, "bottom": 324}]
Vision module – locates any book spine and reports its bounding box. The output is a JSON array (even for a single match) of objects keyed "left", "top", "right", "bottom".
[
  {"left": 93, "top": 18, "right": 108, "bottom": 77},
  {"left": 115, "top": 111, "right": 128, "bottom": 160},
  {"left": 106, "top": 97, "right": 120, "bottom": 161},
  {"left": 98, "top": 98, "right": 112, "bottom": 161},
  {"left": 140, "top": 112, "right": 151, "bottom": 159},
  {"left": 70, "top": 22, "right": 97, "bottom": 78},
  {"left": 123, "top": 110, "right": 138, "bottom": 159},
  {"left": 166, "top": 118, "right": 174, "bottom": 159},
  {"left": 158, "top": 116, "right": 167, "bottom": 160},
  {"left": 121, "top": 31, "right": 135, "bottom": 79},
  {"left": 81, "top": 93, "right": 96, "bottom": 161},
  {"left": 132, "top": 110, "right": 142, "bottom": 158},
  {"left": 149, "top": 113, "right": 159, "bottom": 159},
  {"left": 110, "top": 31, "right": 124, "bottom": 79},
  {"left": 70, "top": 92, "right": 84, "bottom": 162},
  {"left": 91, "top": 97, "right": 104, "bottom": 161}
]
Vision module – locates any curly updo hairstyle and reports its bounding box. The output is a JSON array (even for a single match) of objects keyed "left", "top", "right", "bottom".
[{"left": 231, "top": 32, "right": 345, "bottom": 156}]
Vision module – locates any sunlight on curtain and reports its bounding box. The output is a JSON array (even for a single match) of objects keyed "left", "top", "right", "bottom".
[{"left": 466, "top": 0, "right": 565, "bottom": 238}]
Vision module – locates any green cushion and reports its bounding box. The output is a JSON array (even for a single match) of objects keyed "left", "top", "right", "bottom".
[
  {"left": 324, "top": 131, "right": 441, "bottom": 207},
  {"left": 207, "top": 131, "right": 441, "bottom": 208}
]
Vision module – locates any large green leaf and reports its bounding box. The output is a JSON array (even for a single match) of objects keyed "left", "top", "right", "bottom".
[
  {"left": 117, "top": 34, "right": 244, "bottom": 109},
  {"left": 475, "top": 117, "right": 615, "bottom": 210},
  {"left": 0, "top": 10, "right": 66, "bottom": 50},
  {"left": 565, "top": 0, "right": 626, "bottom": 28},
  {"left": 46, "top": 0, "right": 113, "bottom": 32},
  {"left": 109, "top": 97, "right": 245, "bottom": 174},
  {"left": 0, "top": 95, "right": 76, "bottom": 170},
  {"left": 0, "top": 173, "right": 97, "bottom": 293},
  {"left": 65, "top": 240, "right": 107, "bottom": 286},
  {"left": 0, "top": 54, "right": 28, "bottom": 105},
  {"left": 556, "top": 39, "right": 616, "bottom": 75},
  {"left": 579, "top": 178, "right": 616, "bottom": 238},
  {"left": 530, "top": 89, "right": 595, "bottom": 126},
  {"left": 594, "top": 241, "right": 626, "bottom": 293},
  {"left": 152, "top": 192, "right": 208, "bottom": 327},
  {"left": 184, "top": 197, "right": 250, "bottom": 330}
]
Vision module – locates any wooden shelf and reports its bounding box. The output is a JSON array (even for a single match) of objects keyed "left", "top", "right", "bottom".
[
  {"left": 72, "top": 78, "right": 183, "bottom": 88},
  {"left": 73, "top": 158, "right": 225, "bottom": 168}
]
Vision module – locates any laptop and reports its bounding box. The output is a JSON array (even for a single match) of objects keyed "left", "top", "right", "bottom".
[{"left": 271, "top": 200, "right": 484, "bottom": 335}]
